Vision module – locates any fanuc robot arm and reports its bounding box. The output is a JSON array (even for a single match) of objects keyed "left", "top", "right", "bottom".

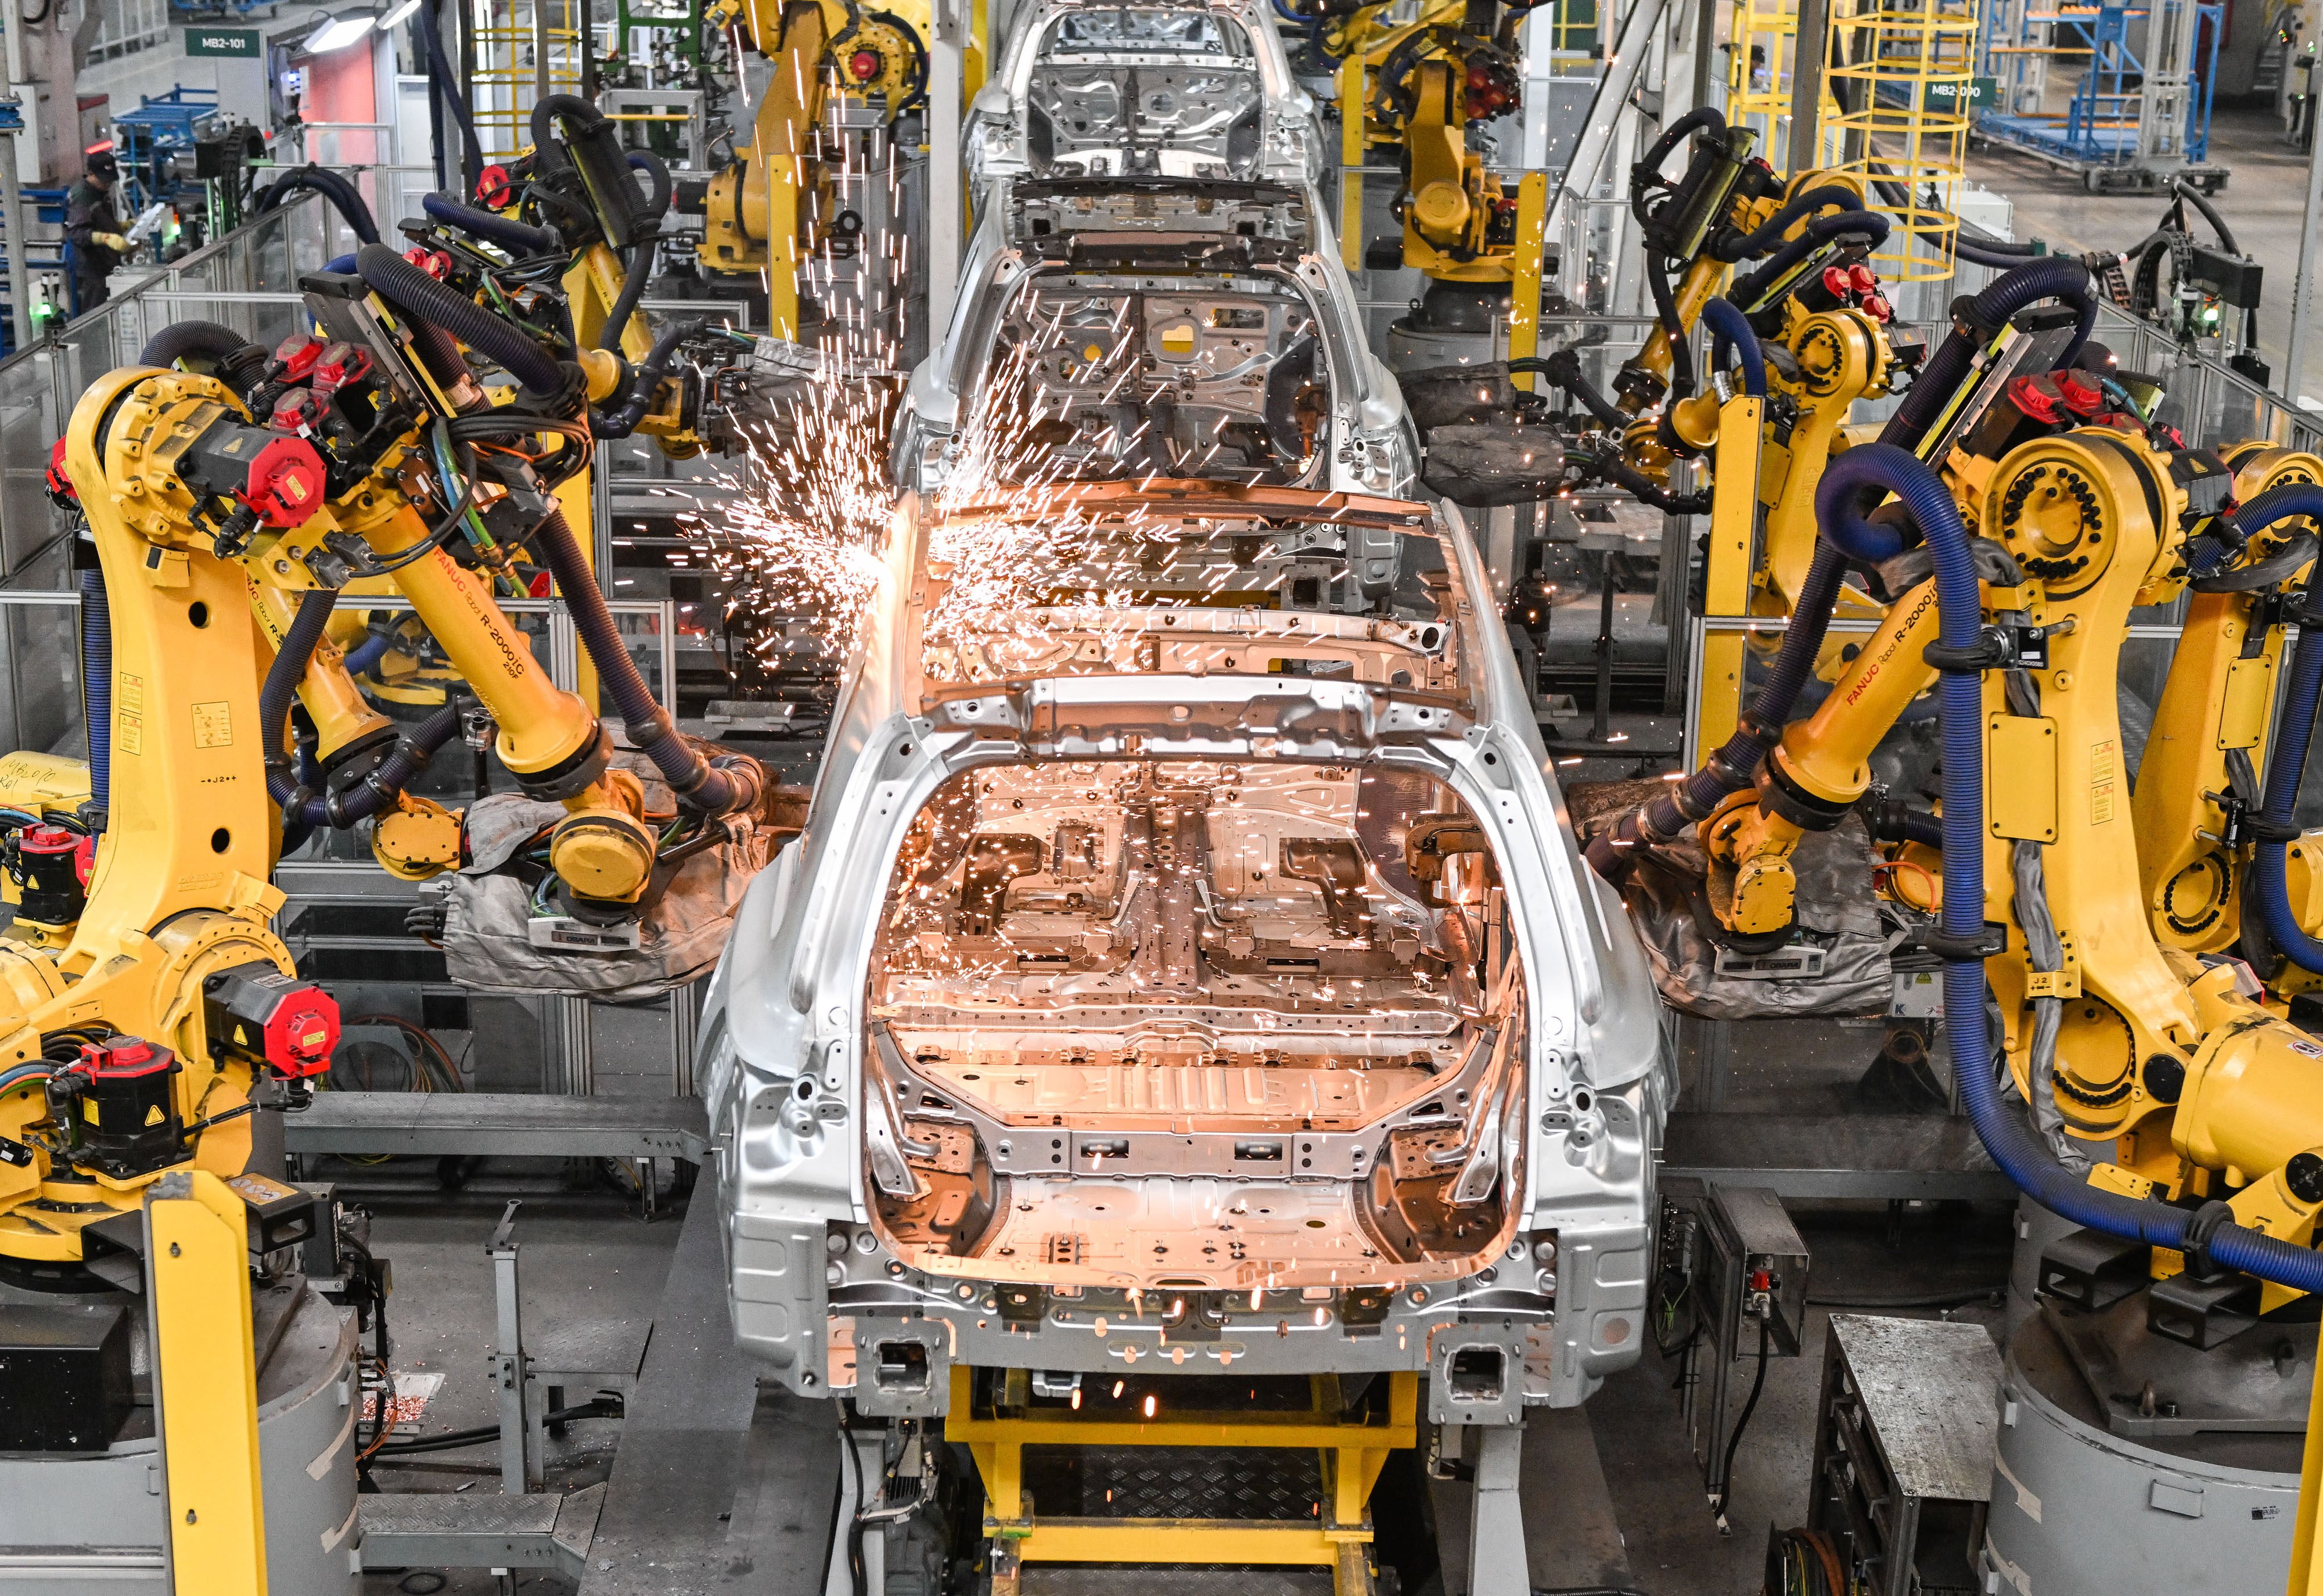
[
  {"left": 1407, "top": 105, "right": 1908, "bottom": 589},
  {"left": 1590, "top": 258, "right": 2323, "bottom": 1324},
  {"left": 683, "top": 0, "right": 928, "bottom": 333},
  {"left": 0, "top": 229, "right": 779, "bottom": 1271}
]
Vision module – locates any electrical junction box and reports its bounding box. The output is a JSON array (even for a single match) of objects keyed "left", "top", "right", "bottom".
[
  {"left": 0, "top": 1301, "right": 131, "bottom": 1452},
  {"left": 1702, "top": 1182, "right": 1811, "bottom": 1358}
]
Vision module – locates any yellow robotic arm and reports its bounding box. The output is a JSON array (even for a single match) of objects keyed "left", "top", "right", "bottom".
[
  {"left": 2133, "top": 444, "right": 2322, "bottom": 957},
  {"left": 693, "top": 0, "right": 927, "bottom": 337}
]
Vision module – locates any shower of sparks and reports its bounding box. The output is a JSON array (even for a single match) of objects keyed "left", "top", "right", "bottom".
[{"left": 671, "top": 71, "right": 1348, "bottom": 684}]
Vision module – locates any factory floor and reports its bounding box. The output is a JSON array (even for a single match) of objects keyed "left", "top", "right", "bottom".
[
  {"left": 1968, "top": 105, "right": 2315, "bottom": 397},
  {"left": 346, "top": 1057, "right": 2016, "bottom": 1595}
]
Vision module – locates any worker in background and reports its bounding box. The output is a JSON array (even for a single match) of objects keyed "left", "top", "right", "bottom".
[{"left": 64, "top": 150, "right": 130, "bottom": 315}]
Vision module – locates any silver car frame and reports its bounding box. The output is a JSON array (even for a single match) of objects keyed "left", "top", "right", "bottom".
[{"left": 697, "top": 486, "right": 1673, "bottom": 1428}]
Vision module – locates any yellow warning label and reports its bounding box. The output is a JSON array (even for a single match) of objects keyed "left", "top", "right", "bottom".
[
  {"left": 118, "top": 674, "right": 143, "bottom": 757},
  {"left": 2091, "top": 739, "right": 2117, "bottom": 825},
  {"left": 142, "top": 1104, "right": 164, "bottom": 1127},
  {"left": 192, "top": 701, "right": 232, "bottom": 749}
]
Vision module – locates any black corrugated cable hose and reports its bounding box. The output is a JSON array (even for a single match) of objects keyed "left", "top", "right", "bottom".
[
  {"left": 1516, "top": 351, "right": 1624, "bottom": 429},
  {"left": 418, "top": 0, "right": 486, "bottom": 196},
  {"left": 253, "top": 166, "right": 380, "bottom": 245},
  {"left": 527, "top": 506, "right": 763, "bottom": 816},
  {"left": 528, "top": 91, "right": 606, "bottom": 149},
  {"left": 1727, "top": 209, "right": 1892, "bottom": 311},
  {"left": 597, "top": 244, "right": 652, "bottom": 353},
  {"left": 1644, "top": 250, "right": 1696, "bottom": 398},
  {"left": 1713, "top": 184, "right": 1868, "bottom": 261},
  {"left": 261, "top": 588, "right": 462, "bottom": 828},
  {"left": 138, "top": 322, "right": 269, "bottom": 404},
  {"left": 592, "top": 319, "right": 695, "bottom": 438},
  {"left": 420, "top": 193, "right": 563, "bottom": 257},
  {"left": 355, "top": 242, "right": 566, "bottom": 398},
  {"left": 627, "top": 148, "right": 673, "bottom": 222},
  {"left": 2171, "top": 176, "right": 2238, "bottom": 254}
]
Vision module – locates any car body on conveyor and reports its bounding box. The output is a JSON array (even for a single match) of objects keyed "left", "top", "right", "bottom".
[
  {"left": 893, "top": 172, "right": 1414, "bottom": 497},
  {"left": 962, "top": 0, "right": 1324, "bottom": 194},
  {"left": 697, "top": 476, "right": 1670, "bottom": 1424},
  {"left": 896, "top": 0, "right": 1407, "bottom": 498}
]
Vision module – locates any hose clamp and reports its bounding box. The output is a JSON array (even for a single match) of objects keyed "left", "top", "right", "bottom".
[
  {"left": 1918, "top": 919, "right": 2006, "bottom": 961},
  {"left": 2181, "top": 1199, "right": 2237, "bottom": 1281},
  {"left": 1922, "top": 626, "right": 2012, "bottom": 674},
  {"left": 1753, "top": 754, "right": 1851, "bottom": 833},
  {"left": 2245, "top": 814, "right": 2302, "bottom": 846}
]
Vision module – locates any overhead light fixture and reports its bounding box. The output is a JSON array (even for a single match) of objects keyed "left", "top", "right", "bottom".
[
  {"left": 379, "top": 0, "right": 420, "bottom": 27},
  {"left": 306, "top": 13, "right": 376, "bottom": 51}
]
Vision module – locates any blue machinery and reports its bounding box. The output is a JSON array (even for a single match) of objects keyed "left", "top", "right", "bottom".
[
  {"left": 1977, "top": 0, "right": 2226, "bottom": 190},
  {"left": 112, "top": 87, "right": 225, "bottom": 215}
]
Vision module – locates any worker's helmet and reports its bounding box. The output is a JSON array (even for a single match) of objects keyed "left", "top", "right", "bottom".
[{"left": 84, "top": 148, "right": 117, "bottom": 181}]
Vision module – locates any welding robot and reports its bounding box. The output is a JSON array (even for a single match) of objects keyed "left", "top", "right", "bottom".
[
  {"left": 0, "top": 106, "right": 809, "bottom": 1580},
  {"left": 1565, "top": 232, "right": 2323, "bottom": 1587},
  {"left": 675, "top": 0, "right": 930, "bottom": 339}
]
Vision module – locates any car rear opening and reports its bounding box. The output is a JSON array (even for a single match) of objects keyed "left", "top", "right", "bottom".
[{"left": 858, "top": 754, "right": 1530, "bottom": 1293}]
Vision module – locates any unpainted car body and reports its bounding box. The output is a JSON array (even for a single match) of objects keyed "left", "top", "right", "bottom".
[
  {"left": 697, "top": 479, "right": 1671, "bottom": 1426},
  {"left": 893, "top": 175, "right": 1414, "bottom": 496},
  {"left": 964, "top": 0, "right": 1324, "bottom": 192}
]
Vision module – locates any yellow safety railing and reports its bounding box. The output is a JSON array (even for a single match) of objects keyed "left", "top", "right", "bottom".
[
  {"left": 1816, "top": 0, "right": 1979, "bottom": 281},
  {"left": 470, "top": 0, "right": 588, "bottom": 161},
  {"left": 1728, "top": 0, "right": 1842, "bottom": 168}
]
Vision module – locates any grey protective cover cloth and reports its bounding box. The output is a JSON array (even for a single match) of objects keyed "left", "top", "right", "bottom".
[
  {"left": 431, "top": 741, "right": 781, "bottom": 1001},
  {"left": 1567, "top": 778, "right": 1894, "bottom": 1021}
]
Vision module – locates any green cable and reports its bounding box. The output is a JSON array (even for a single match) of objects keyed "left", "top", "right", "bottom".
[{"left": 431, "top": 421, "right": 501, "bottom": 559}]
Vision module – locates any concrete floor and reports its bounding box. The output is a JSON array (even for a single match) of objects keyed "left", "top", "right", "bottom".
[
  {"left": 358, "top": 1188, "right": 686, "bottom": 1595},
  {"left": 1968, "top": 106, "right": 2317, "bottom": 396},
  {"left": 344, "top": 1146, "right": 2014, "bottom": 1595}
]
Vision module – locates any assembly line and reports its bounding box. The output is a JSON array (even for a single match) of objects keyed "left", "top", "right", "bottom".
[{"left": 6, "top": 0, "right": 2323, "bottom": 1593}]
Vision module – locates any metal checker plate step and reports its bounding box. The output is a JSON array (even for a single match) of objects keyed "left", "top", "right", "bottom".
[{"left": 1022, "top": 1444, "right": 1325, "bottom": 1521}]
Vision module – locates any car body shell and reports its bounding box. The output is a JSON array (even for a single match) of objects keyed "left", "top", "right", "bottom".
[{"left": 697, "top": 482, "right": 1672, "bottom": 1425}]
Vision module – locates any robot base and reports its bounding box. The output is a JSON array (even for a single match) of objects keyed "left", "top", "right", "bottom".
[
  {"left": 1983, "top": 1305, "right": 2299, "bottom": 1596},
  {"left": 0, "top": 1281, "right": 360, "bottom": 1595}
]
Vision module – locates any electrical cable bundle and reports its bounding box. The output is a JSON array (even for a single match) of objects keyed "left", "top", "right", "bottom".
[{"left": 1765, "top": 1527, "right": 1850, "bottom": 1596}]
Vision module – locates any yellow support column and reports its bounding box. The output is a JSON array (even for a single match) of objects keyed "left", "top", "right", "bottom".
[
  {"left": 2293, "top": 1350, "right": 2323, "bottom": 1593},
  {"left": 1695, "top": 395, "right": 1766, "bottom": 757},
  {"left": 966, "top": 0, "right": 988, "bottom": 99},
  {"left": 1508, "top": 172, "right": 1549, "bottom": 393},
  {"left": 1338, "top": 53, "right": 1367, "bottom": 272},
  {"left": 151, "top": 1170, "right": 266, "bottom": 1595}
]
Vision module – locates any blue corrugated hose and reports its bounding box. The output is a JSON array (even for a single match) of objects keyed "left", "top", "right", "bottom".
[{"left": 1816, "top": 445, "right": 2323, "bottom": 1293}]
